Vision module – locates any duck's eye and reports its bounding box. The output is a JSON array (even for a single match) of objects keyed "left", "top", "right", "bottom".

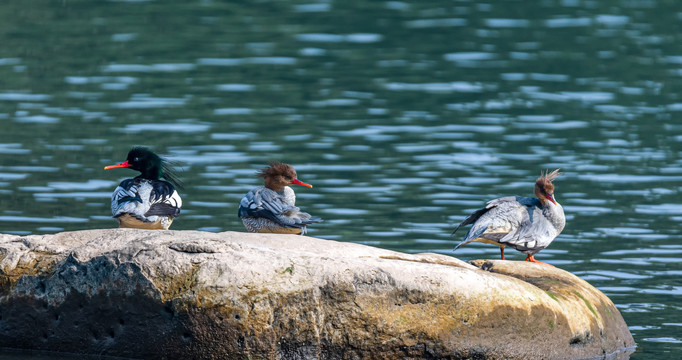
[{"left": 134, "top": 157, "right": 140, "bottom": 162}]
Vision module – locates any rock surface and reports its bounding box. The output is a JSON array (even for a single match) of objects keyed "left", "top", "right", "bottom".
[{"left": 0, "top": 229, "right": 634, "bottom": 359}]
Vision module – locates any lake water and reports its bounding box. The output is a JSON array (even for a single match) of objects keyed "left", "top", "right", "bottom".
[{"left": 1, "top": 0, "right": 681, "bottom": 358}]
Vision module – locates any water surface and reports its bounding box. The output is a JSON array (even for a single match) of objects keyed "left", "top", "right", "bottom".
[{"left": 2, "top": 0, "right": 682, "bottom": 358}]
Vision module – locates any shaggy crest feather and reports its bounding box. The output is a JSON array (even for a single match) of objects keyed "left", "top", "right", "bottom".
[
  {"left": 257, "top": 161, "right": 297, "bottom": 179},
  {"left": 536, "top": 169, "right": 561, "bottom": 192},
  {"left": 540, "top": 169, "right": 562, "bottom": 182},
  {"left": 161, "top": 161, "right": 184, "bottom": 190}
]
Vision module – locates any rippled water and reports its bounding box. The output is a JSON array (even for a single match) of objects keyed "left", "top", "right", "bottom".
[{"left": 1, "top": 0, "right": 682, "bottom": 358}]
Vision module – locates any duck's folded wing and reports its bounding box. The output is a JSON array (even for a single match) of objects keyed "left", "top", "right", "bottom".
[
  {"left": 145, "top": 182, "right": 181, "bottom": 217},
  {"left": 111, "top": 181, "right": 146, "bottom": 218},
  {"left": 456, "top": 196, "right": 537, "bottom": 247},
  {"left": 278, "top": 209, "right": 323, "bottom": 226},
  {"left": 149, "top": 181, "right": 181, "bottom": 203},
  {"left": 238, "top": 188, "right": 289, "bottom": 225},
  {"left": 145, "top": 202, "right": 181, "bottom": 218},
  {"left": 498, "top": 207, "right": 556, "bottom": 252},
  {"left": 112, "top": 180, "right": 181, "bottom": 220},
  {"left": 238, "top": 188, "right": 321, "bottom": 228}
]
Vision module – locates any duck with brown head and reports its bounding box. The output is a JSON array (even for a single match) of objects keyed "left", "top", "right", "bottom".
[
  {"left": 452, "top": 169, "right": 565, "bottom": 265},
  {"left": 238, "top": 161, "right": 322, "bottom": 235}
]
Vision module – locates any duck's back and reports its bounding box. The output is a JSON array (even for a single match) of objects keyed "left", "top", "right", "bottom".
[
  {"left": 457, "top": 195, "right": 563, "bottom": 254},
  {"left": 111, "top": 178, "right": 181, "bottom": 228},
  {"left": 462, "top": 196, "right": 538, "bottom": 240},
  {"left": 238, "top": 186, "right": 321, "bottom": 233}
]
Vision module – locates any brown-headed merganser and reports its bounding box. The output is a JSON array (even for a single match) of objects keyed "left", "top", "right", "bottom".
[
  {"left": 238, "top": 161, "right": 322, "bottom": 234},
  {"left": 104, "top": 147, "right": 182, "bottom": 230},
  {"left": 453, "top": 169, "right": 565, "bottom": 265}
]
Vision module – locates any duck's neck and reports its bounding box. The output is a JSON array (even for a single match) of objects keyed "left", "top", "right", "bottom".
[
  {"left": 542, "top": 201, "right": 565, "bottom": 231},
  {"left": 138, "top": 164, "right": 162, "bottom": 181},
  {"left": 264, "top": 177, "right": 285, "bottom": 192},
  {"left": 280, "top": 186, "right": 296, "bottom": 205}
]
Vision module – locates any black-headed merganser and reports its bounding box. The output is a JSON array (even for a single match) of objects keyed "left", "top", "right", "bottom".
[
  {"left": 238, "top": 161, "right": 322, "bottom": 234},
  {"left": 104, "top": 147, "right": 182, "bottom": 230},
  {"left": 453, "top": 169, "right": 565, "bottom": 266}
]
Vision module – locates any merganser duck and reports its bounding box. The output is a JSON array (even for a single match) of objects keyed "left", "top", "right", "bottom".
[
  {"left": 238, "top": 161, "right": 322, "bottom": 234},
  {"left": 104, "top": 147, "right": 182, "bottom": 230},
  {"left": 453, "top": 169, "right": 565, "bottom": 265}
]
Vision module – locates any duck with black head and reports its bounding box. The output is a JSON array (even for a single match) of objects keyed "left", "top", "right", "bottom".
[
  {"left": 239, "top": 161, "right": 322, "bottom": 235},
  {"left": 104, "top": 147, "right": 182, "bottom": 230},
  {"left": 452, "top": 169, "right": 565, "bottom": 266}
]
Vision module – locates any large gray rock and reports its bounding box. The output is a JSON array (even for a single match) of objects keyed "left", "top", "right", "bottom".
[{"left": 0, "top": 229, "right": 634, "bottom": 359}]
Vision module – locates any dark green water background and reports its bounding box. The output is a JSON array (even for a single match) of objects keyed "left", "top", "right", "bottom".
[{"left": 1, "top": 0, "right": 681, "bottom": 358}]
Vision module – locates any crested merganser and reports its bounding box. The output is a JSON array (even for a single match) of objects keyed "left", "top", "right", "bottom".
[
  {"left": 452, "top": 169, "right": 565, "bottom": 265},
  {"left": 104, "top": 147, "right": 182, "bottom": 230},
  {"left": 238, "top": 161, "right": 322, "bottom": 234}
]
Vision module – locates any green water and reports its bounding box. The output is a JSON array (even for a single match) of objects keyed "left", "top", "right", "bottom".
[{"left": 1, "top": 0, "right": 682, "bottom": 358}]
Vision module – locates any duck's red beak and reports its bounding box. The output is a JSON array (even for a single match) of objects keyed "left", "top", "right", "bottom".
[
  {"left": 104, "top": 160, "right": 131, "bottom": 170},
  {"left": 292, "top": 178, "right": 313, "bottom": 188},
  {"left": 545, "top": 193, "right": 557, "bottom": 205}
]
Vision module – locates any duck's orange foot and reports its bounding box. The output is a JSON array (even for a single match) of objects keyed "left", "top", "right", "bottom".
[{"left": 524, "top": 254, "right": 554, "bottom": 267}]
